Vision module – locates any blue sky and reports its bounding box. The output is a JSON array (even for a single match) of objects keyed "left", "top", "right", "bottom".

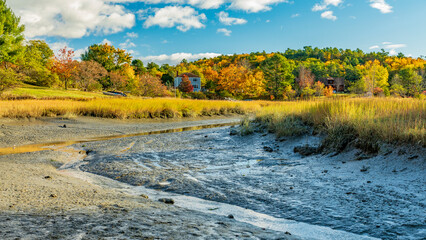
[{"left": 8, "top": 0, "right": 426, "bottom": 64}]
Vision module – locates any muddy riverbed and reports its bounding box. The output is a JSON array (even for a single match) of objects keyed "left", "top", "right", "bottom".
[
  {"left": 0, "top": 118, "right": 425, "bottom": 239},
  {"left": 77, "top": 126, "right": 425, "bottom": 239}
]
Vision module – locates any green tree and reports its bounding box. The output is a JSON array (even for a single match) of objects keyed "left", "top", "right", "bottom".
[
  {"left": 0, "top": 0, "right": 25, "bottom": 67},
  {"left": 19, "top": 40, "right": 58, "bottom": 87},
  {"left": 81, "top": 43, "right": 132, "bottom": 72},
  {"left": 161, "top": 73, "right": 174, "bottom": 87},
  {"left": 131, "top": 59, "right": 146, "bottom": 75},
  {"left": 260, "top": 54, "right": 295, "bottom": 99},
  {"left": 399, "top": 67, "right": 423, "bottom": 96}
]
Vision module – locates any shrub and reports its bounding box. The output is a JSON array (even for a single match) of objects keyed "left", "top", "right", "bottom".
[
  {"left": 323, "top": 86, "right": 334, "bottom": 97},
  {"left": 188, "top": 92, "right": 207, "bottom": 99},
  {"left": 0, "top": 68, "right": 23, "bottom": 93}
]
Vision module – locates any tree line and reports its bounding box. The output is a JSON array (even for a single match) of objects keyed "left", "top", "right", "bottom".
[{"left": 1, "top": 0, "right": 425, "bottom": 99}]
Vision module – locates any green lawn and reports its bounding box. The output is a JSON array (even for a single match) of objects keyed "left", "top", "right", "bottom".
[{"left": 6, "top": 85, "right": 108, "bottom": 99}]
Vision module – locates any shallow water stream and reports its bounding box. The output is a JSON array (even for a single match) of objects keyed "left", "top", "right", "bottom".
[{"left": 75, "top": 126, "right": 425, "bottom": 240}]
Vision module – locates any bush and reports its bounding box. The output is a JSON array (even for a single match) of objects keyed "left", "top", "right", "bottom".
[
  {"left": 0, "top": 68, "right": 23, "bottom": 93},
  {"left": 188, "top": 92, "right": 207, "bottom": 99}
]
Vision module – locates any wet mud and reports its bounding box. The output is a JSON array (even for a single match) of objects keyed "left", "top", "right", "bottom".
[{"left": 79, "top": 127, "right": 425, "bottom": 240}]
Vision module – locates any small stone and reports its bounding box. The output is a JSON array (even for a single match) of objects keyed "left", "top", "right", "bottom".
[
  {"left": 367, "top": 181, "right": 372, "bottom": 183},
  {"left": 50, "top": 194, "right": 57, "bottom": 198},
  {"left": 285, "top": 231, "right": 292, "bottom": 235},
  {"left": 44, "top": 176, "right": 52, "bottom": 179},
  {"left": 289, "top": 187, "right": 294, "bottom": 190},
  {"left": 230, "top": 129, "right": 238, "bottom": 136},
  {"left": 362, "top": 200, "right": 367, "bottom": 202},
  {"left": 204, "top": 135, "right": 208, "bottom": 138},
  {"left": 322, "top": 170, "right": 328, "bottom": 174},
  {"left": 263, "top": 146, "right": 273, "bottom": 152},
  {"left": 158, "top": 198, "right": 174, "bottom": 204},
  {"left": 62, "top": 124, "right": 67, "bottom": 128},
  {"left": 140, "top": 194, "right": 149, "bottom": 199},
  {"left": 227, "top": 214, "right": 234, "bottom": 219}
]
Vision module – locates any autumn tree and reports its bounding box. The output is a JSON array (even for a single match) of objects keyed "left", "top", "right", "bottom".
[
  {"left": 217, "top": 64, "right": 265, "bottom": 98},
  {"left": 109, "top": 71, "right": 127, "bottom": 91},
  {"left": 313, "top": 81, "right": 325, "bottom": 96},
  {"left": 73, "top": 60, "right": 107, "bottom": 91},
  {"left": 81, "top": 43, "right": 132, "bottom": 72},
  {"left": 49, "top": 47, "right": 77, "bottom": 89},
  {"left": 178, "top": 75, "right": 194, "bottom": 93},
  {"left": 0, "top": 0, "right": 25, "bottom": 68},
  {"left": 136, "top": 73, "right": 170, "bottom": 97},
  {"left": 260, "top": 54, "right": 295, "bottom": 99},
  {"left": 360, "top": 60, "right": 389, "bottom": 94},
  {"left": 297, "top": 65, "right": 315, "bottom": 89}
]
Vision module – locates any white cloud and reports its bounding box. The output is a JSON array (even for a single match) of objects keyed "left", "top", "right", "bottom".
[
  {"left": 321, "top": 11, "right": 337, "bottom": 21},
  {"left": 126, "top": 32, "right": 139, "bottom": 38},
  {"left": 291, "top": 13, "right": 300, "bottom": 18},
  {"left": 217, "top": 28, "right": 232, "bottom": 36},
  {"left": 9, "top": 0, "right": 135, "bottom": 38},
  {"left": 119, "top": 39, "right": 136, "bottom": 49},
  {"left": 139, "top": 52, "right": 221, "bottom": 65},
  {"left": 218, "top": 11, "right": 247, "bottom": 25},
  {"left": 312, "top": 0, "right": 343, "bottom": 12},
  {"left": 369, "top": 0, "right": 393, "bottom": 14},
  {"left": 144, "top": 6, "right": 206, "bottom": 32},
  {"left": 229, "top": 0, "right": 288, "bottom": 13},
  {"left": 112, "top": 0, "right": 287, "bottom": 12},
  {"left": 369, "top": 42, "right": 406, "bottom": 55},
  {"left": 101, "top": 39, "right": 113, "bottom": 45}
]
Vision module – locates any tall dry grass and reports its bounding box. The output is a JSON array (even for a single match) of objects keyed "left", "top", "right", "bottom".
[
  {"left": 0, "top": 98, "right": 273, "bottom": 119},
  {"left": 256, "top": 98, "right": 425, "bottom": 146}
]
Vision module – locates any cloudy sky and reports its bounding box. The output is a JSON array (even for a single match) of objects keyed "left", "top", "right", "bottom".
[{"left": 8, "top": 0, "right": 426, "bottom": 64}]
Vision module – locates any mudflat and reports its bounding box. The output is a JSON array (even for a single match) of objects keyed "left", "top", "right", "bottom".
[{"left": 0, "top": 117, "right": 294, "bottom": 239}]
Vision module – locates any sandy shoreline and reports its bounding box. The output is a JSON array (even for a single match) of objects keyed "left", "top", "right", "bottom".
[{"left": 0, "top": 117, "right": 299, "bottom": 239}]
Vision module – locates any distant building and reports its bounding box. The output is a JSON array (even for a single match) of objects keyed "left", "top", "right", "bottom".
[
  {"left": 321, "top": 77, "right": 345, "bottom": 92},
  {"left": 174, "top": 73, "right": 201, "bottom": 92}
]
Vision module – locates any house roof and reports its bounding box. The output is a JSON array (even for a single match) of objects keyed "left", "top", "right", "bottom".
[{"left": 177, "top": 72, "right": 200, "bottom": 78}]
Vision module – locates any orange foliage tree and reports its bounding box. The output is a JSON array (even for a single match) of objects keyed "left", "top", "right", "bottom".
[
  {"left": 178, "top": 75, "right": 194, "bottom": 93},
  {"left": 216, "top": 64, "right": 265, "bottom": 98},
  {"left": 49, "top": 47, "right": 77, "bottom": 89}
]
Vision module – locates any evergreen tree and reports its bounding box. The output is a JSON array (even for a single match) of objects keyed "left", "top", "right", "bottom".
[{"left": 0, "top": 0, "right": 25, "bottom": 67}]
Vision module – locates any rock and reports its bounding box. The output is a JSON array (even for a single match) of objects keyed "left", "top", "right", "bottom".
[
  {"left": 50, "top": 194, "right": 57, "bottom": 198},
  {"left": 285, "top": 231, "right": 292, "bottom": 235},
  {"left": 44, "top": 176, "right": 52, "bottom": 180},
  {"left": 140, "top": 194, "right": 149, "bottom": 199},
  {"left": 158, "top": 198, "right": 174, "bottom": 204},
  {"left": 204, "top": 135, "right": 208, "bottom": 138},
  {"left": 230, "top": 129, "right": 238, "bottom": 136},
  {"left": 360, "top": 166, "right": 369, "bottom": 172},
  {"left": 367, "top": 181, "right": 372, "bottom": 183},
  {"left": 227, "top": 214, "right": 234, "bottom": 219},
  {"left": 293, "top": 145, "right": 319, "bottom": 156},
  {"left": 263, "top": 146, "right": 273, "bottom": 152}
]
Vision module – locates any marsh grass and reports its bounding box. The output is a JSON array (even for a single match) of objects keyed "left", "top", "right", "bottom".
[
  {"left": 256, "top": 98, "right": 425, "bottom": 146},
  {"left": 0, "top": 98, "right": 270, "bottom": 119}
]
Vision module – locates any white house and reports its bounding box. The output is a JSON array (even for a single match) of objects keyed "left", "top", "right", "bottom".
[{"left": 174, "top": 73, "right": 201, "bottom": 92}]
